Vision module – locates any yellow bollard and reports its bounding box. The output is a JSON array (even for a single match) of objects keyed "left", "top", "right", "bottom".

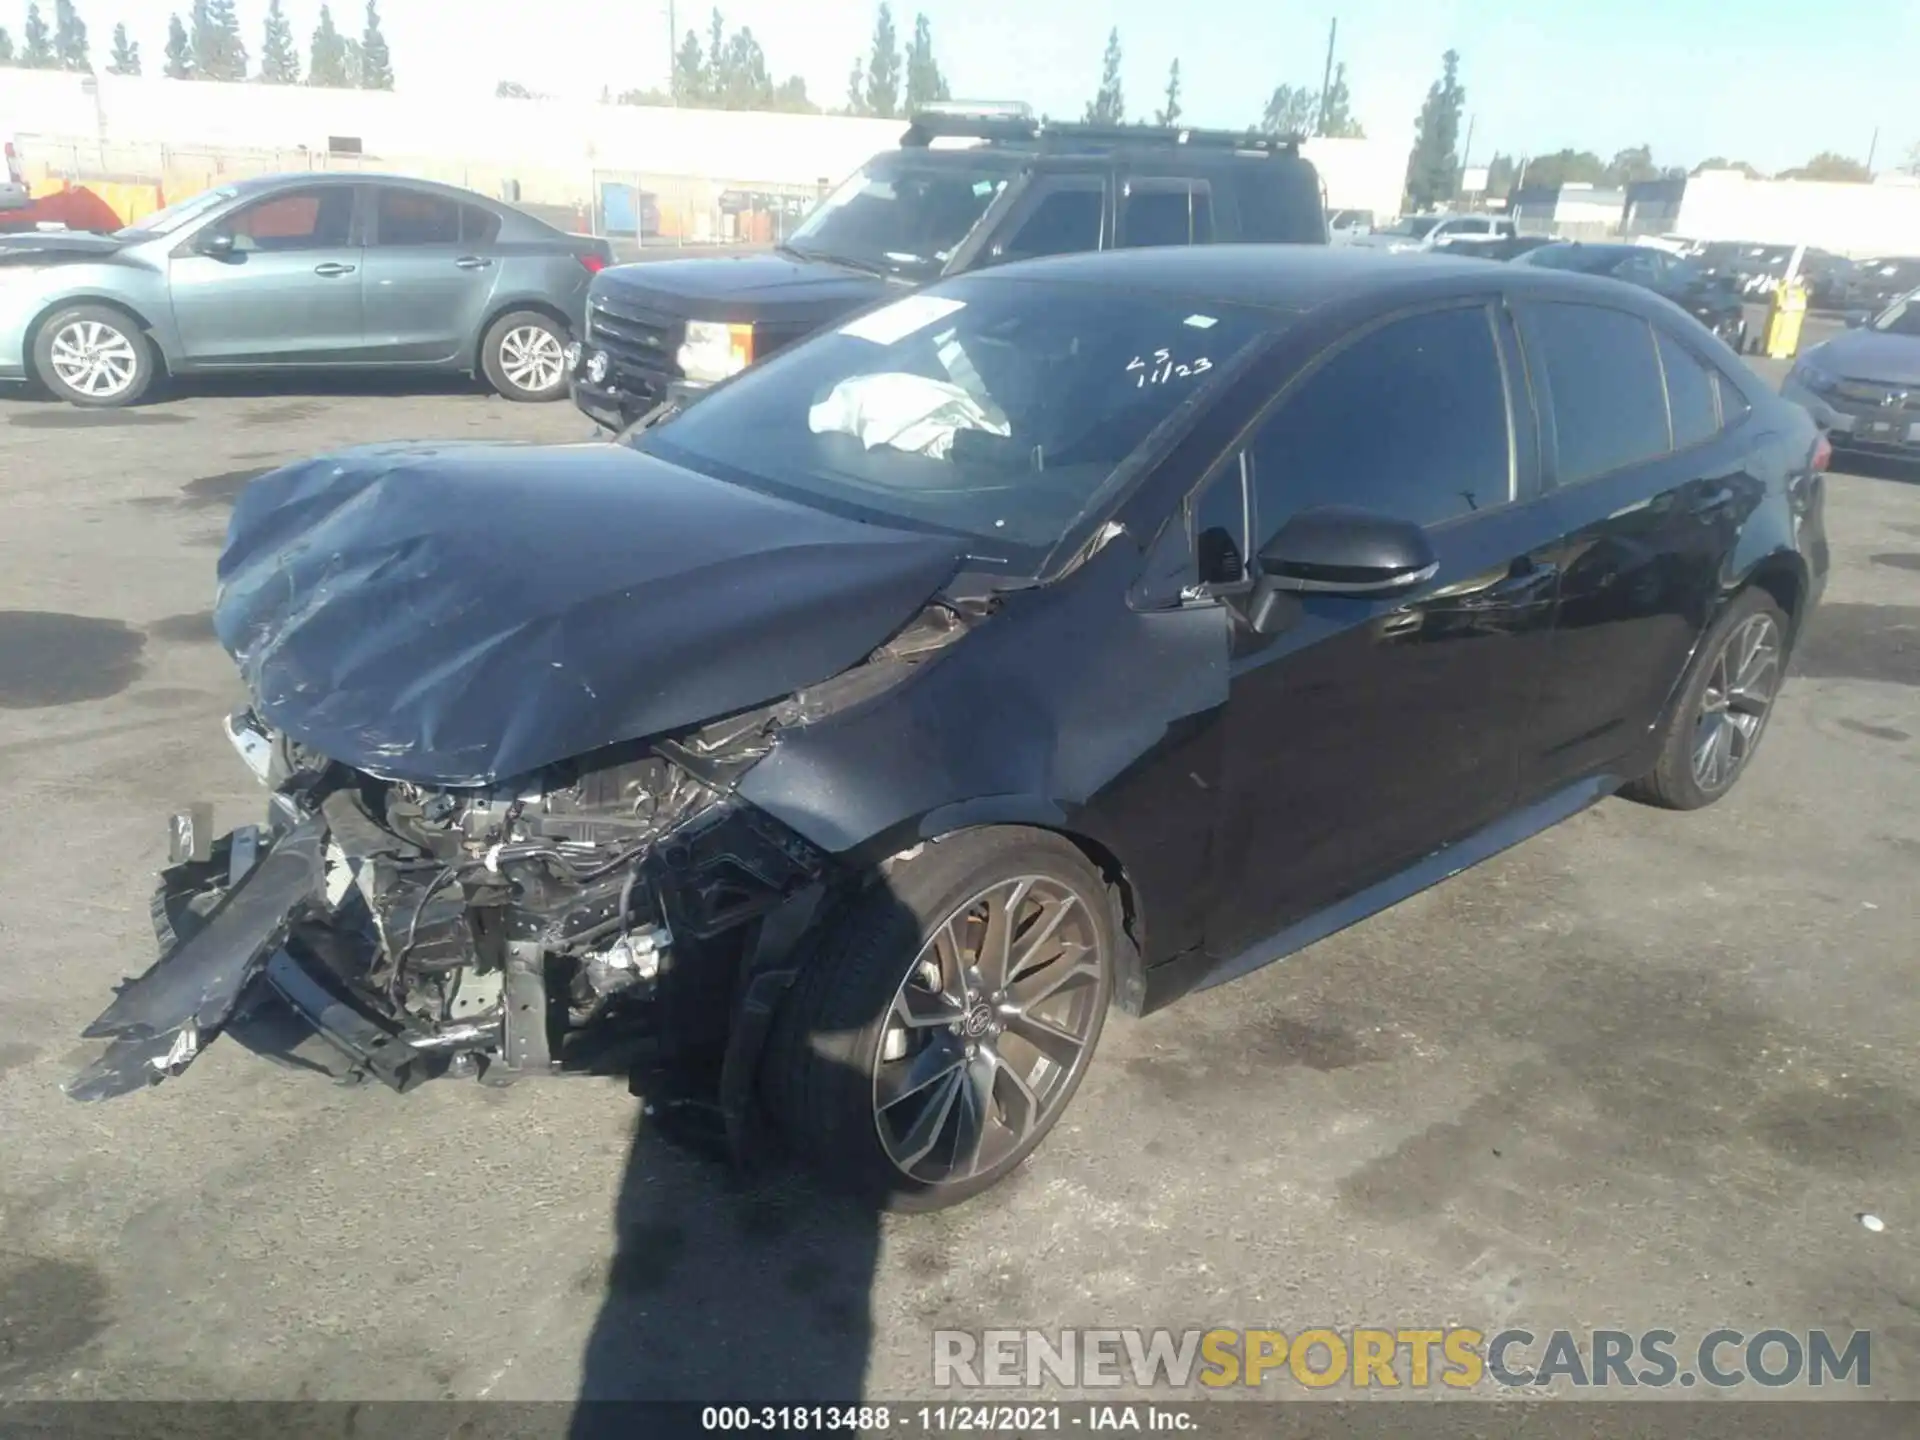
[{"left": 1763, "top": 278, "right": 1807, "bottom": 359}]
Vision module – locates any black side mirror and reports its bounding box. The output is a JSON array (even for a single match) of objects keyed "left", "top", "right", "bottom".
[
  {"left": 1258, "top": 506, "right": 1438, "bottom": 595},
  {"left": 197, "top": 230, "right": 236, "bottom": 257}
]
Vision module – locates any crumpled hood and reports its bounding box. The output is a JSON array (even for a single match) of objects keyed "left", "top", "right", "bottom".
[
  {"left": 593, "top": 251, "right": 891, "bottom": 325},
  {"left": 1807, "top": 330, "right": 1920, "bottom": 386},
  {"left": 214, "top": 442, "right": 966, "bottom": 786}
]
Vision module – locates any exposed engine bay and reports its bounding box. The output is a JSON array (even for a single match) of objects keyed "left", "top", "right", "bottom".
[{"left": 66, "top": 597, "right": 979, "bottom": 1120}]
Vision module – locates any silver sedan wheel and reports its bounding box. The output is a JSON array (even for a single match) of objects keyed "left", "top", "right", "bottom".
[
  {"left": 1692, "top": 612, "right": 1781, "bottom": 793},
  {"left": 873, "top": 875, "right": 1105, "bottom": 1187},
  {"left": 498, "top": 325, "right": 565, "bottom": 394},
  {"left": 48, "top": 320, "right": 140, "bottom": 399}
]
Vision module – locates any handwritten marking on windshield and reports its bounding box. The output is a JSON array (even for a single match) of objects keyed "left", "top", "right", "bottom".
[{"left": 1127, "top": 350, "right": 1213, "bottom": 387}]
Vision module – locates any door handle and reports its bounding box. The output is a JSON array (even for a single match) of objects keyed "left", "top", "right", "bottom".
[
  {"left": 455, "top": 256, "right": 493, "bottom": 270},
  {"left": 313, "top": 262, "right": 357, "bottom": 277}
]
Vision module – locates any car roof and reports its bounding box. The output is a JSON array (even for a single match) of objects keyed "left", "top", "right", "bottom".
[
  {"left": 966, "top": 244, "right": 1663, "bottom": 318},
  {"left": 230, "top": 170, "right": 513, "bottom": 209}
]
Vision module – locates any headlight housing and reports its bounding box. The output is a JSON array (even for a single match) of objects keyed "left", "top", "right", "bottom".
[
  {"left": 1790, "top": 358, "right": 1839, "bottom": 393},
  {"left": 676, "top": 321, "right": 754, "bottom": 385}
]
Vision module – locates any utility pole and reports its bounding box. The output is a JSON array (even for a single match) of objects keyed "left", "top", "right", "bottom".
[
  {"left": 668, "top": 0, "right": 677, "bottom": 103},
  {"left": 1459, "top": 114, "right": 1475, "bottom": 203},
  {"left": 1314, "top": 18, "right": 1337, "bottom": 137},
  {"left": 1866, "top": 125, "right": 1879, "bottom": 172}
]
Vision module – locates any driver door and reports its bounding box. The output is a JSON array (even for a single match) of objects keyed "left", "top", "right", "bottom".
[
  {"left": 169, "top": 184, "right": 366, "bottom": 365},
  {"left": 1206, "top": 301, "right": 1563, "bottom": 961}
]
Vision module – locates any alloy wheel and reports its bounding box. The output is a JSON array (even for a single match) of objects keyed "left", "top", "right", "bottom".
[
  {"left": 873, "top": 876, "right": 1105, "bottom": 1187},
  {"left": 498, "top": 325, "right": 565, "bottom": 394},
  {"left": 48, "top": 320, "right": 139, "bottom": 399},
  {"left": 1691, "top": 612, "right": 1781, "bottom": 793}
]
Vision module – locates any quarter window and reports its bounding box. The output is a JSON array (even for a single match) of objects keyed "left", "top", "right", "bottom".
[
  {"left": 1657, "top": 331, "right": 1719, "bottom": 450},
  {"left": 460, "top": 204, "right": 503, "bottom": 245},
  {"left": 1713, "top": 370, "right": 1751, "bottom": 428},
  {"left": 1250, "top": 304, "right": 1512, "bottom": 535},
  {"left": 1527, "top": 302, "right": 1670, "bottom": 485}
]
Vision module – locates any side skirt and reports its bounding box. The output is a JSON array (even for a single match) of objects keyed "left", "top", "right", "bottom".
[{"left": 1143, "top": 773, "right": 1624, "bottom": 1011}]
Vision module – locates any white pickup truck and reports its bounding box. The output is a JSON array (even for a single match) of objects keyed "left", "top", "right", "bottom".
[{"left": 1, "top": 141, "right": 29, "bottom": 211}]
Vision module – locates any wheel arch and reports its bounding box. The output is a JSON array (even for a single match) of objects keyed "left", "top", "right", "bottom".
[
  {"left": 470, "top": 296, "right": 572, "bottom": 371},
  {"left": 1738, "top": 548, "right": 1810, "bottom": 647},
  {"left": 26, "top": 294, "right": 173, "bottom": 381}
]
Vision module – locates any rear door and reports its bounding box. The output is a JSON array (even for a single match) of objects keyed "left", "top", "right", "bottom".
[
  {"left": 168, "top": 184, "right": 364, "bottom": 364},
  {"left": 1519, "top": 300, "right": 1762, "bottom": 794},
  {"left": 359, "top": 184, "right": 504, "bottom": 362}
]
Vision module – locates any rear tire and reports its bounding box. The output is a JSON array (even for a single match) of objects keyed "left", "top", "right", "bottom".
[
  {"left": 761, "top": 827, "right": 1115, "bottom": 1212},
  {"left": 480, "top": 309, "right": 569, "bottom": 402},
  {"left": 1623, "top": 587, "right": 1789, "bottom": 810},
  {"left": 33, "top": 303, "right": 155, "bottom": 408}
]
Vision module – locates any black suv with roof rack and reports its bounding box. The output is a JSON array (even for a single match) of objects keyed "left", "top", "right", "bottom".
[{"left": 565, "top": 107, "right": 1328, "bottom": 430}]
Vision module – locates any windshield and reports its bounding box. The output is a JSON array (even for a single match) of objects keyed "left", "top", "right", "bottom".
[
  {"left": 1381, "top": 216, "right": 1441, "bottom": 239},
  {"left": 630, "top": 277, "right": 1268, "bottom": 567},
  {"left": 1522, "top": 244, "right": 1613, "bottom": 273},
  {"left": 1872, "top": 294, "right": 1920, "bottom": 337},
  {"left": 783, "top": 154, "right": 1011, "bottom": 279},
  {"left": 113, "top": 186, "right": 238, "bottom": 239}
]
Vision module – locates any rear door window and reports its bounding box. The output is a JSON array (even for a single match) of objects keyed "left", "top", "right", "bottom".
[
  {"left": 374, "top": 187, "right": 462, "bottom": 245},
  {"left": 1121, "top": 180, "right": 1213, "bottom": 248},
  {"left": 1523, "top": 302, "right": 1671, "bottom": 485},
  {"left": 460, "top": 204, "right": 503, "bottom": 245}
]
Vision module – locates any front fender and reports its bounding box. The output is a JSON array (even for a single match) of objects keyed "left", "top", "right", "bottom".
[{"left": 11, "top": 266, "right": 179, "bottom": 368}]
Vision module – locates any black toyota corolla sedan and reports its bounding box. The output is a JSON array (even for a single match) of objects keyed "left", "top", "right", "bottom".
[{"left": 69, "top": 247, "right": 1828, "bottom": 1211}]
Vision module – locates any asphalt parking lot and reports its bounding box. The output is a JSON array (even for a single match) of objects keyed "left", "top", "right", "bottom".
[{"left": 0, "top": 345, "right": 1916, "bottom": 1408}]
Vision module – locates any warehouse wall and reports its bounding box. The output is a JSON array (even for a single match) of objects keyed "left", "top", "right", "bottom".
[{"left": 1673, "top": 170, "right": 1920, "bottom": 258}]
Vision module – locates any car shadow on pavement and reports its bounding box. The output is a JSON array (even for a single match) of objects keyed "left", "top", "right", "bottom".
[
  {"left": 569, "top": 881, "right": 921, "bottom": 1432},
  {"left": 1, "top": 369, "right": 490, "bottom": 413}
]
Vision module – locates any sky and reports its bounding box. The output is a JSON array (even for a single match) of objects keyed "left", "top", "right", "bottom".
[{"left": 34, "top": 0, "right": 1920, "bottom": 175}]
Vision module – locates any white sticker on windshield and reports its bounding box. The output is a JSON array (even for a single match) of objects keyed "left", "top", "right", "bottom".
[
  {"left": 972, "top": 179, "right": 995, "bottom": 196},
  {"left": 839, "top": 295, "right": 968, "bottom": 346},
  {"left": 1184, "top": 314, "right": 1218, "bottom": 329}
]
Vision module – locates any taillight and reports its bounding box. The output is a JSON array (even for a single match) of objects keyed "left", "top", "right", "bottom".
[
  {"left": 1812, "top": 433, "right": 1832, "bottom": 473},
  {"left": 577, "top": 252, "right": 607, "bottom": 274}
]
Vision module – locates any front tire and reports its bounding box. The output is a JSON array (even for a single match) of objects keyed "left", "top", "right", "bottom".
[
  {"left": 1624, "top": 587, "right": 1789, "bottom": 810},
  {"left": 33, "top": 304, "right": 155, "bottom": 408},
  {"left": 762, "top": 828, "right": 1115, "bottom": 1211},
  {"left": 480, "top": 310, "right": 569, "bottom": 402}
]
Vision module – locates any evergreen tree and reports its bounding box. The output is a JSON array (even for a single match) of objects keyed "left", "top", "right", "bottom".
[
  {"left": 1317, "top": 62, "right": 1363, "bottom": 137},
  {"left": 1259, "top": 83, "right": 1315, "bottom": 137},
  {"left": 308, "top": 4, "right": 348, "bottom": 86},
  {"left": 1404, "top": 49, "right": 1466, "bottom": 211},
  {"left": 190, "top": 0, "right": 247, "bottom": 80},
  {"left": 260, "top": 0, "right": 298, "bottom": 82},
  {"left": 342, "top": 34, "right": 363, "bottom": 85},
  {"left": 0, "top": 29, "right": 13, "bottom": 64},
  {"left": 844, "top": 54, "right": 865, "bottom": 115},
  {"left": 22, "top": 2, "right": 56, "bottom": 67},
  {"left": 903, "top": 13, "right": 948, "bottom": 114},
  {"left": 1155, "top": 58, "right": 1181, "bottom": 127},
  {"left": 163, "top": 12, "right": 190, "bottom": 76},
  {"left": 1082, "top": 27, "right": 1124, "bottom": 125},
  {"left": 672, "top": 29, "right": 705, "bottom": 104},
  {"left": 863, "top": 2, "right": 900, "bottom": 120},
  {"left": 53, "top": 0, "right": 88, "bottom": 70},
  {"left": 358, "top": 0, "right": 391, "bottom": 88},
  {"left": 107, "top": 21, "right": 139, "bottom": 73}
]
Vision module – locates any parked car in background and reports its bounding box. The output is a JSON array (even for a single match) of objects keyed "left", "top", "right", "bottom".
[
  {"left": 0, "top": 172, "right": 613, "bottom": 407},
  {"left": 566, "top": 106, "right": 1328, "bottom": 430},
  {"left": 70, "top": 246, "right": 1826, "bottom": 1212},
  {"left": 1844, "top": 257, "right": 1920, "bottom": 317},
  {"left": 0, "top": 141, "right": 28, "bottom": 212},
  {"left": 1474, "top": 232, "right": 1554, "bottom": 263},
  {"left": 1782, "top": 287, "right": 1920, "bottom": 461},
  {"left": 1327, "top": 207, "right": 1375, "bottom": 243},
  {"left": 1516, "top": 241, "right": 1749, "bottom": 350},
  {"left": 1349, "top": 212, "right": 1518, "bottom": 256}
]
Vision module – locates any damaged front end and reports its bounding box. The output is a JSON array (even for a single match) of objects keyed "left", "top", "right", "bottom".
[{"left": 67, "top": 707, "right": 831, "bottom": 1109}]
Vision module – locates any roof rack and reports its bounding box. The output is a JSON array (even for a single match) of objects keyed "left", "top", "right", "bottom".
[{"left": 899, "top": 111, "right": 1302, "bottom": 154}]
